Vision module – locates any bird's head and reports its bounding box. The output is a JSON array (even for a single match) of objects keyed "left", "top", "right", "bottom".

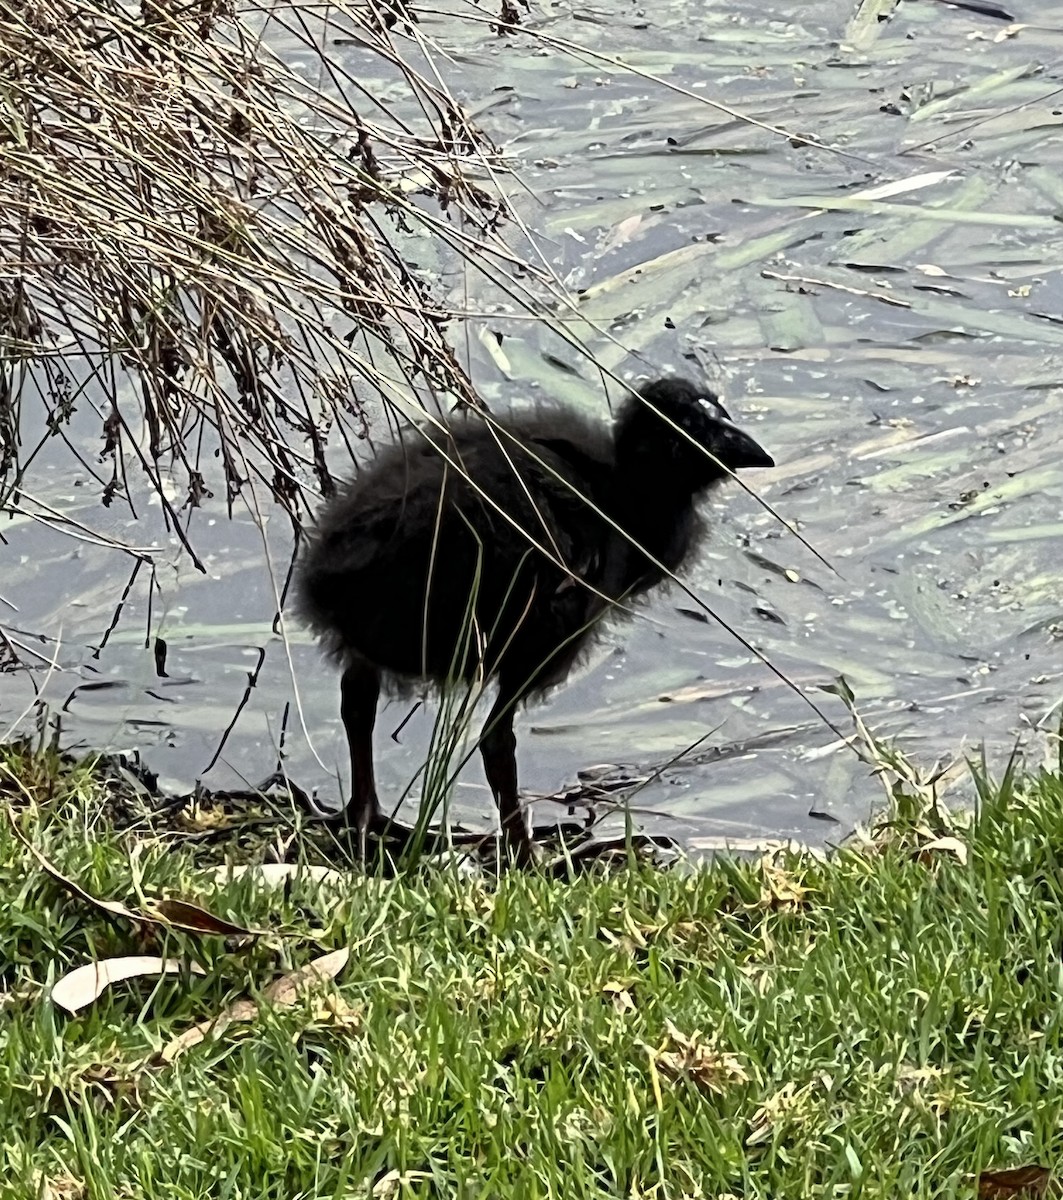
[{"left": 615, "top": 376, "right": 774, "bottom": 491}]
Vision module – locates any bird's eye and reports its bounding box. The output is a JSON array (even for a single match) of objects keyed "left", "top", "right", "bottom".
[{"left": 697, "top": 395, "right": 730, "bottom": 420}]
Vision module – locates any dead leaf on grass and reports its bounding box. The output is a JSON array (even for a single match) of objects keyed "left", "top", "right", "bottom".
[
  {"left": 977, "top": 1165, "right": 1054, "bottom": 1198},
  {"left": 157, "top": 947, "right": 352, "bottom": 1064},
  {"left": 263, "top": 947, "right": 350, "bottom": 1004},
  {"left": 149, "top": 898, "right": 260, "bottom": 937},
  {"left": 7, "top": 809, "right": 261, "bottom": 938},
  {"left": 916, "top": 835, "right": 969, "bottom": 867},
  {"left": 51, "top": 956, "right": 207, "bottom": 1014}
]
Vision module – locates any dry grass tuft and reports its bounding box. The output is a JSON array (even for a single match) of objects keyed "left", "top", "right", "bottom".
[{"left": 0, "top": 0, "right": 527, "bottom": 569}]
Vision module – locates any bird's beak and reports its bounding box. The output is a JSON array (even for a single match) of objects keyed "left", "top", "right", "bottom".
[{"left": 718, "top": 418, "right": 774, "bottom": 470}]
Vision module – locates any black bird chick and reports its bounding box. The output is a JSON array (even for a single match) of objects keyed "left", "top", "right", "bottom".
[{"left": 294, "top": 377, "right": 773, "bottom": 864}]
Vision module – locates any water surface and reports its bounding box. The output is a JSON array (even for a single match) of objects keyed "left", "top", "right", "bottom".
[{"left": 4, "top": 0, "right": 1063, "bottom": 849}]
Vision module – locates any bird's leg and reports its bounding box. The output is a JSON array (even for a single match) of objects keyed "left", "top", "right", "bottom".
[
  {"left": 337, "top": 663, "right": 489, "bottom": 859},
  {"left": 480, "top": 682, "right": 534, "bottom": 866},
  {"left": 339, "top": 659, "right": 383, "bottom": 856}
]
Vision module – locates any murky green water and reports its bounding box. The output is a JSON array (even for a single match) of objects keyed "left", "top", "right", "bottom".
[{"left": 4, "top": 0, "right": 1063, "bottom": 849}]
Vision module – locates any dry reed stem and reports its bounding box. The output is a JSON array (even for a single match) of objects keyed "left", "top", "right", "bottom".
[{"left": 0, "top": 0, "right": 529, "bottom": 560}]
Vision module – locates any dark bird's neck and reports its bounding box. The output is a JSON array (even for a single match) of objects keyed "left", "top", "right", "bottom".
[
  {"left": 609, "top": 404, "right": 733, "bottom": 583},
  {"left": 612, "top": 462, "right": 724, "bottom": 586}
]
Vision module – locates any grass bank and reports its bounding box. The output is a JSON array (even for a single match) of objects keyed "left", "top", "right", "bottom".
[{"left": 2, "top": 740, "right": 1062, "bottom": 1198}]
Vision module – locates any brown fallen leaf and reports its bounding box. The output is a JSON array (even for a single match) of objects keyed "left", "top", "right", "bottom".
[
  {"left": 7, "top": 808, "right": 261, "bottom": 938},
  {"left": 264, "top": 947, "right": 351, "bottom": 1004},
  {"left": 51, "top": 956, "right": 207, "bottom": 1014},
  {"left": 157, "top": 998, "right": 259, "bottom": 1064},
  {"left": 8, "top": 808, "right": 148, "bottom": 924},
  {"left": 150, "top": 898, "right": 259, "bottom": 937},
  {"left": 157, "top": 947, "right": 351, "bottom": 1065},
  {"left": 977, "top": 1165, "right": 1054, "bottom": 1199}
]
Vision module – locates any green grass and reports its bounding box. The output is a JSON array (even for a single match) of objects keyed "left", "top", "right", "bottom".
[{"left": 3, "top": 740, "right": 1063, "bottom": 1198}]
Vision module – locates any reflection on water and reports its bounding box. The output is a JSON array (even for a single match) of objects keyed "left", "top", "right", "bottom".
[{"left": 4, "top": 0, "right": 1063, "bottom": 847}]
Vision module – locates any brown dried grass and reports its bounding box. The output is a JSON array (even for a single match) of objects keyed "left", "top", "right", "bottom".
[{"left": 0, "top": 0, "right": 525, "bottom": 566}]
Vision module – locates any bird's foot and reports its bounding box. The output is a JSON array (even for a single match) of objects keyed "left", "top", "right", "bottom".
[
  {"left": 499, "top": 819, "right": 678, "bottom": 874},
  {"left": 365, "top": 810, "right": 492, "bottom": 856},
  {"left": 288, "top": 788, "right": 491, "bottom": 861},
  {"left": 542, "top": 832, "right": 680, "bottom": 879}
]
